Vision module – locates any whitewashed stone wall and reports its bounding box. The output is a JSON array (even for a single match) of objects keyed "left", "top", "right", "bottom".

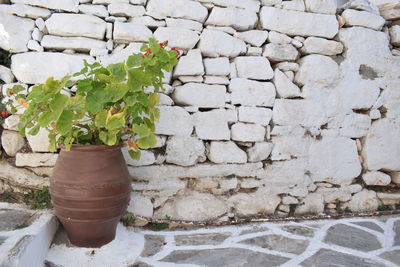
[{"left": 1, "top": 0, "right": 400, "bottom": 222}]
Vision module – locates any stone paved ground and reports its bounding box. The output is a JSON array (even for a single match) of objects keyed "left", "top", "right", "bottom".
[{"left": 46, "top": 215, "right": 400, "bottom": 267}]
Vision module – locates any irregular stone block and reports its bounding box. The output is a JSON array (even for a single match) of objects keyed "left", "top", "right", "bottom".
[
  {"left": 235, "top": 30, "right": 268, "bottom": 47},
  {"left": 172, "top": 83, "right": 226, "bottom": 108},
  {"left": 296, "top": 193, "right": 324, "bottom": 214},
  {"left": 342, "top": 9, "right": 385, "bottom": 31},
  {"left": 205, "top": 7, "right": 257, "bottom": 31},
  {"left": 193, "top": 109, "right": 237, "bottom": 140},
  {"left": 155, "top": 106, "right": 193, "bottom": 136},
  {"left": 11, "top": 52, "right": 93, "bottom": 84},
  {"left": 41, "top": 35, "right": 107, "bottom": 52},
  {"left": 146, "top": 0, "right": 208, "bottom": 23},
  {"left": 0, "top": 3, "right": 51, "bottom": 19},
  {"left": 234, "top": 56, "right": 273, "bottom": 80},
  {"left": 78, "top": 4, "right": 109, "bottom": 18},
  {"left": 238, "top": 106, "right": 272, "bottom": 126},
  {"left": 229, "top": 78, "right": 275, "bottom": 107},
  {"left": 247, "top": 142, "right": 273, "bottom": 162},
  {"left": 295, "top": 54, "right": 339, "bottom": 86},
  {"left": 203, "top": 57, "right": 230, "bottom": 76},
  {"left": 339, "top": 113, "right": 371, "bottom": 138},
  {"left": 273, "top": 69, "right": 301, "bottom": 98},
  {"left": 199, "top": 29, "right": 246, "bottom": 58},
  {"left": 260, "top": 7, "right": 339, "bottom": 38},
  {"left": 108, "top": 3, "right": 145, "bottom": 17},
  {"left": 154, "top": 27, "right": 199, "bottom": 50},
  {"left": 15, "top": 153, "right": 58, "bottom": 167},
  {"left": 208, "top": 141, "right": 247, "bottom": 164},
  {"left": 231, "top": 123, "right": 266, "bottom": 142},
  {"left": 263, "top": 43, "right": 299, "bottom": 62},
  {"left": 113, "top": 22, "right": 152, "bottom": 43},
  {"left": 390, "top": 25, "right": 400, "bottom": 46},
  {"left": 127, "top": 193, "right": 153, "bottom": 217},
  {"left": 0, "top": 13, "right": 34, "bottom": 52},
  {"left": 11, "top": 0, "right": 79, "bottom": 12},
  {"left": 165, "top": 18, "right": 203, "bottom": 32},
  {"left": 363, "top": 171, "right": 391, "bottom": 186},
  {"left": 173, "top": 49, "right": 204, "bottom": 76},
  {"left": 1, "top": 130, "right": 25, "bottom": 157},
  {"left": 166, "top": 136, "right": 206, "bottom": 166},
  {"left": 304, "top": 0, "right": 337, "bottom": 14},
  {"left": 45, "top": 13, "right": 106, "bottom": 39},
  {"left": 301, "top": 37, "right": 343, "bottom": 56}
]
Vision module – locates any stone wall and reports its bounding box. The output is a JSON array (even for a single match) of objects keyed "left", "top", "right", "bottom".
[{"left": 1, "top": 0, "right": 400, "bottom": 223}]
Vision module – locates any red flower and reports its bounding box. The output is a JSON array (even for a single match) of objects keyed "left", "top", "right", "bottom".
[
  {"left": 7, "top": 90, "right": 13, "bottom": 96},
  {"left": 171, "top": 48, "right": 180, "bottom": 58},
  {"left": 159, "top": 41, "right": 168, "bottom": 47},
  {"left": 1, "top": 110, "right": 8, "bottom": 118},
  {"left": 145, "top": 49, "right": 152, "bottom": 54},
  {"left": 163, "top": 242, "right": 168, "bottom": 245}
]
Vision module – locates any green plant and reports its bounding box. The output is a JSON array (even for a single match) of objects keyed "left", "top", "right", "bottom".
[
  {"left": 344, "top": 207, "right": 352, "bottom": 213},
  {"left": 24, "top": 186, "right": 52, "bottom": 209},
  {"left": 147, "top": 222, "right": 169, "bottom": 231},
  {"left": 120, "top": 212, "right": 136, "bottom": 227},
  {"left": 0, "top": 102, "right": 9, "bottom": 124},
  {"left": 378, "top": 204, "right": 391, "bottom": 211},
  {"left": 0, "top": 48, "right": 12, "bottom": 68},
  {"left": 7, "top": 39, "right": 178, "bottom": 159},
  {"left": 14, "top": 223, "right": 29, "bottom": 229}
]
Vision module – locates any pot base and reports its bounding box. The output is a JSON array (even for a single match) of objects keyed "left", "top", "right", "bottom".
[{"left": 60, "top": 217, "right": 121, "bottom": 248}]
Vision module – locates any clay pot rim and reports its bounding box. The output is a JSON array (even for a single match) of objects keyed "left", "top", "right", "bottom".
[{"left": 59, "top": 144, "right": 123, "bottom": 152}]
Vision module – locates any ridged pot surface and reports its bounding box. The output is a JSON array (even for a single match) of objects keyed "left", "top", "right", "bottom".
[{"left": 50, "top": 145, "right": 131, "bottom": 248}]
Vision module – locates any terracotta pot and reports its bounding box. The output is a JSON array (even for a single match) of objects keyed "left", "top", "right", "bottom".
[{"left": 50, "top": 145, "right": 131, "bottom": 248}]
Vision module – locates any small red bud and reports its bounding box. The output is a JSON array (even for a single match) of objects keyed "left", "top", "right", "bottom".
[{"left": 163, "top": 242, "right": 167, "bottom": 245}]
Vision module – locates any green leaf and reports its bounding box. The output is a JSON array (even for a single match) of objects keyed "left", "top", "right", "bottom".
[
  {"left": 148, "top": 93, "right": 159, "bottom": 106},
  {"left": 56, "top": 110, "right": 73, "bottom": 135},
  {"left": 76, "top": 78, "right": 93, "bottom": 93},
  {"left": 28, "top": 124, "right": 40, "bottom": 136},
  {"left": 106, "top": 112, "right": 125, "bottom": 131},
  {"left": 94, "top": 110, "right": 107, "bottom": 128},
  {"left": 44, "top": 77, "right": 60, "bottom": 93},
  {"left": 38, "top": 111, "right": 54, "bottom": 127},
  {"left": 136, "top": 134, "right": 157, "bottom": 149},
  {"left": 48, "top": 132, "right": 57, "bottom": 152},
  {"left": 50, "top": 94, "right": 69, "bottom": 120},
  {"left": 99, "top": 130, "right": 117, "bottom": 146},
  {"left": 125, "top": 95, "right": 137, "bottom": 106},
  {"left": 132, "top": 123, "right": 151, "bottom": 137},
  {"left": 104, "top": 83, "right": 130, "bottom": 102},
  {"left": 126, "top": 54, "right": 142, "bottom": 68},
  {"left": 108, "top": 63, "right": 126, "bottom": 82},
  {"left": 128, "top": 150, "right": 141, "bottom": 160},
  {"left": 67, "top": 95, "right": 86, "bottom": 119}
]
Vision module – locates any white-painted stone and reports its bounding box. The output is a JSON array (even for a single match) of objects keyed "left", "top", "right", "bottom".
[
  {"left": 11, "top": 0, "right": 79, "bottom": 12},
  {"left": 172, "top": 83, "right": 226, "bottom": 108},
  {"left": 317, "top": 188, "right": 352, "bottom": 203},
  {"left": 41, "top": 35, "right": 107, "bottom": 52},
  {"left": 206, "top": 26, "right": 237, "bottom": 35},
  {"left": 25, "top": 127, "right": 50, "bottom": 152},
  {"left": 228, "top": 188, "right": 281, "bottom": 217},
  {"left": 362, "top": 118, "right": 400, "bottom": 172},
  {"left": 178, "top": 76, "right": 203, "bottom": 83},
  {"left": 113, "top": 22, "right": 152, "bottom": 43},
  {"left": 45, "top": 14, "right": 106, "bottom": 39},
  {"left": 198, "top": 0, "right": 260, "bottom": 12},
  {"left": 32, "top": 28, "right": 42, "bottom": 41},
  {"left": 146, "top": 0, "right": 208, "bottom": 23},
  {"left": 295, "top": 55, "right": 339, "bottom": 86},
  {"left": 276, "top": 62, "right": 299, "bottom": 72},
  {"left": 273, "top": 69, "right": 301, "bottom": 98},
  {"left": 282, "top": 196, "right": 299, "bottom": 205},
  {"left": 165, "top": 18, "right": 203, "bottom": 32},
  {"left": 204, "top": 76, "right": 230, "bottom": 85},
  {"left": 173, "top": 49, "right": 204, "bottom": 76},
  {"left": 231, "top": 123, "right": 266, "bottom": 142},
  {"left": 342, "top": 9, "right": 385, "bottom": 31},
  {"left": 93, "top": 0, "right": 129, "bottom": 3},
  {"left": 0, "top": 3, "right": 51, "bottom": 19},
  {"left": 301, "top": 37, "right": 343, "bottom": 56},
  {"left": 234, "top": 56, "right": 274, "bottom": 80},
  {"left": 15, "top": 153, "right": 58, "bottom": 167},
  {"left": 205, "top": 7, "right": 257, "bottom": 31},
  {"left": 263, "top": 43, "right": 299, "bottom": 62},
  {"left": 363, "top": 171, "right": 391, "bottom": 186},
  {"left": 304, "top": 0, "right": 337, "bottom": 14},
  {"left": 27, "top": 40, "right": 43, "bottom": 52},
  {"left": 157, "top": 93, "right": 174, "bottom": 106},
  {"left": 199, "top": 29, "right": 247, "bottom": 58},
  {"left": 260, "top": 7, "right": 339, "bottom": 38},
  {"left": 390, "top": 25, "right": 400, "bottom": 46},
  {"left": 348, "top": 189, "right": 379, "bottom": 212},
  {"left": 98, "top": 42, "right": 142, "bottom": 66},
  {"left": 295, "top": 193, "right": 324, "bottom": 214},
  {"left": 1, "top": 130, "right": 25, "bottom": 157},
  {"left": 273, "top": 99, "right": 328, "bottom": 128},
  {"left": 11, "top": 52, "right": 93, "bottom": 84},
  {"left": 0, "top": 66, "right": 14, "bottom": 84},
  {"left": 154, "top": 27, "right": 199, "bottom": 50},
  {"left": 309, "top": 137, "right": 361, "bottom": 185},
  {"left": 155, "top": 191, "right": 228, "bottom": 221},
  {"left": 240, "top": 178, "right": 261, "bottom": 189},
  {"left": 193, "top": 109, "right": 237, "bottom": 140},
  {"left": 238, "top": 106, "right": 272, "bottom": 126},
  {"left": 247, "top": 47, "right": 263, "bottom": 56},
  {"left": 203, "top": 57, "right": 230, "bottom": 76},
  {"left": 78, "top": 4, "right": 109, "bottom": 18},
  {"left": 340, "top": 113, "right": 371, "bottom": 138},
  {"left": 229, "top": 78, "right": 276, "bottom": 107},
  {"left": 127, "top": 193, "right": 153, "bottom": 217},
  {"left": 281, "top": 0, "right": 305, "bottom": 11},
  {"left": 377, "top": 192, "right": 400, "bottom": 205},
  {"left": 0, "top": 13, "right": 34, "bottom": 52},
  {"left": 166, "top": 136, "right": 206, "bottom": 166},
  {"left": 247, "top": 142, "right": 273, "bottom": 162},
  {"left": 268, "top": 31, "right": 292, "bottom": 44},
  {"left": 235, "top": 30, "right": 268, "bottom": 47},
  {"left": 208, "top": 141, "right": 247, "bottom": 164},
  {"left": 129, "top": 16, "right": 166, "bottom": 28},
  {"left": 122, "top": 148, "right": 155, "bottom": 166},
  {"left": 2, "top": 115, "right": 20, "bottom": 131},
  {"left": 108, "top": 3, "right": 145, "bottom": 17},
  {"left": 155, "top": 106, "right": 193, "bottom": 136}
]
